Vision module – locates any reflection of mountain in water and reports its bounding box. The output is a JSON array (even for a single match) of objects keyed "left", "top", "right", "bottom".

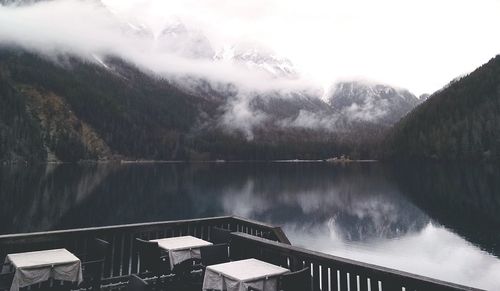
[
  {"left": 1, "top": 162, "right": 500, "bottom": 259},
  {"left": 216, "top": 164, "right": 429, "bottom": 242},
  {"left": 2, "top": 162, "right": 500, "bottom": 289},
  {"left": 1, "top": 163, "right": 429, "bottom": 243}
]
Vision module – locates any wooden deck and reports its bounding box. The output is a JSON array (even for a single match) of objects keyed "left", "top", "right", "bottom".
[{"left": 0, "top": 216, "right": 483, "bottom": 291}]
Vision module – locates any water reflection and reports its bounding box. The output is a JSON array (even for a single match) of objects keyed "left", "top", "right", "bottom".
[
  {"left": 395, "top": 162, "right": 500, "bottom": 256},
  {"left": 1, "top": 162, "right": 499, "bottom": 289},
  {"left": 218, "top": 164, "right": 428, "bottom": 242},
  {"left": 0, "top": 164, "right": 116, "bottom": 233}
]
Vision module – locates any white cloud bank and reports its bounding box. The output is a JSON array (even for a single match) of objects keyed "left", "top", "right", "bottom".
[
  {"left": 0, "top": 0, "right": 315, "bottom": 94},
  {"left": 103, "top": 0, "right": 500, "bottom": 95},
  {"left": 2, "top": 0, "right": 500, "bottom": 95},
  {"left": 1, "top": 0, "right": 499, "bottom": 137}
]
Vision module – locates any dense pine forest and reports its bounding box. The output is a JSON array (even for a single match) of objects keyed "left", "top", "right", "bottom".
[
  {"left": 0, "top": 48, "right": 206, "bottom": 162},
  {"left": 0, "top": 48, "right": 382, "bottom": 163},
  {"left": 384, "top": 55, "right": 500, "bottom": 161}
]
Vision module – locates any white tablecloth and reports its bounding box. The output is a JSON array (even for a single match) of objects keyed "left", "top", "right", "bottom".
[
  {"left": 151, "top": 236, "right": 212, "bottom": 269},
  {"left": 202, "top": 258, "right": 290, "bottom": 291},
  {"left": 2, "top": 248, "right": 83, "bottom": 291}
]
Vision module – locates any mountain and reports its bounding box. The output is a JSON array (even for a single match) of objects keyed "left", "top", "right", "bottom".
[
  {"left": 112, "top": 14, "right": 415, "bottom": 133},
  {"left": 0, "top": 47, "right": 385, "bottom": 163},
  {"left": 0, "top": 47, "right": 212, "bottom": 162},
  {"left": 0, "top": 0, "right": 44, "bottom": 5},
  {"left": 156, "top": 20, "right": 215, "bottom": 59},
  {"left": 328, "top": 81, "right": 421, "bottom": 126},
  {"left": 384, "top": 55, "right": 500, "bottom": 161},
  {"left": 214, "top": 44, "right": 298, "bottom": 79},
  {"left": 0, "top": 1, "right": 424, "bottom": 164}
]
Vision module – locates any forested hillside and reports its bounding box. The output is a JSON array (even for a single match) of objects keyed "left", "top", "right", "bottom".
[
  {"left": 0, "top": 48, "right": 387, "bottom": 163},
  {"left": 0, "top": 48, "right": 212, "bottom": 162},
  {"left": 385, "top": 55, "right": 500, "bottom": 161}
]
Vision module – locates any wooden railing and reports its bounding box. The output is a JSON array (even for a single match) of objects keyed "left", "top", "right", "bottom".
[
  {"left": 230, "top": 232, "right": 483, "bottom": 291},
  {"left": 0, "top": 217, "right": 482, "bottom": 291},
  {"left": 0, "top": 216, "right": 287, "bottom": 284}
]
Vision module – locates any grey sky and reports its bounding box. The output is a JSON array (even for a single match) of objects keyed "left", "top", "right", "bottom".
[{"left": 1, "top": 0, "right": 499, "bottom": 95}]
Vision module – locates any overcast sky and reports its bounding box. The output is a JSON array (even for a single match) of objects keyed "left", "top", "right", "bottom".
[
  {"left": 1, "top": 0, "right": 499, "bottom": 95},
  {"left": 102, "top": 0, "right": 500, "bottom": 95}
]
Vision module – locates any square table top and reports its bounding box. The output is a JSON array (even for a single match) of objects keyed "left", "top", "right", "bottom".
[
  {"left": 151, "top": 235, "right": 212, "bottom": 251},
  {"left": 7, "top": 248, "right": 80, "bottom": 269},
  {"left": 206, "top": 258, "right": 290, "bottom": 282}
]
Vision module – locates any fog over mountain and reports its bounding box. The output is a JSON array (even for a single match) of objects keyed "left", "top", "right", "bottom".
[
  {"left": 2, "top": 0, "right": 496, "bottom": 162},
  {"left": 0, "top": 0, "right": 304, "bottom": 93},
  {"left": 328, "top": 81, "right": 423, "bottom": 125},
  {"left": 2, "top": 0, "right": 500, "bottom": 92}
]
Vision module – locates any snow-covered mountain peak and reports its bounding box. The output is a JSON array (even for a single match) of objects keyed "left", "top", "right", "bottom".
[
  {"left": 328, "top": 81, "right": 421, "bottom": 125},
  {"left": 157, "top": 17, "right": 188, "bottom": 37},
  {"left": 214, "top": 44, "right": 298, "bottom": 79},
  {"left": 153, "top": 19, "right": 215, "bottom": 59},
  {"left": 331, "top": 81, "right": 418, "bottom": 103}
]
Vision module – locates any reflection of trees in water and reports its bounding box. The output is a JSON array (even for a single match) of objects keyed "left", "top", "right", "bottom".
[
  {"left": 392, "top": 162, "right": 500, "bottom": 257},
  {"left": 1, "top": 163, "right": 430, "bottom": 241},
  {"left": 3, "top": 161, "right": 500, "bottom": 259},
  {"left": 0, "top": 164, "right": 116, "bottom": 234},
  {"left": 54, "top": 163, "right": 228, "bottom": 229}
]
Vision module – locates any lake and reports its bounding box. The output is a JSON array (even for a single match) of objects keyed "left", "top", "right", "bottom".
[{"left": 1, "top": 162, "right": 499, "bottom": 289}]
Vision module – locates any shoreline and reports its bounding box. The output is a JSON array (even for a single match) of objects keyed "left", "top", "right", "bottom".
[{"left": 1, "top": 159, "right": 379, "bottom": 166}]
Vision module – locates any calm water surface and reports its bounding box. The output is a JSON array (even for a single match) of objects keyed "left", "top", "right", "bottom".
[{"left": 1, "top": 162, "right": 500, "bottom": 289}]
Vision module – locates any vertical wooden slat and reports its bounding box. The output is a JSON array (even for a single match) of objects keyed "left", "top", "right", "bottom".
[
  {"left": 358, "top": 277, "right": 369, "bottom": 291},
  {"left": 120, "top": 233, "right": 129, "bottom": 276},
  {"left": 111, "top": 233, "right": 120, "bottom": 277},
  {"left": 312, "top": 262, "right": 321, "bottom": 291},
  {"left": 200, "top": 225, "right": 206, "bottom": 240},
  {"left": 339, "top": 271, "right": 348, "bottom": 291},
  {"left": 368, "top": 278, "right": 377, "bottom": 291},
  {"left": 102, "top": 234, "right": 113, "bottom": 278},
  {"left": 321, "top": 266, "right": 329, "bottom": 291},
  {"left": 349, "top": 273, "right": 356, "bottom": 291},
  {"left": 128, "top": 234, "right": 134, "bottom": 275},
  {"left": 330, "top": 269, "right": 339, "bottom": 291},
  {"left": 117, "top": 233, "right": 124, "bottom": 276}
]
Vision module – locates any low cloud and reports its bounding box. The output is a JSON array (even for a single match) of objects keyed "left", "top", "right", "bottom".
[
  {"left": 278, "top": 110, "right": 340, "bottom": 131},
  {"left": 341, "top": 100, "right": 389, "bottom": 122},
  {"left": 218, "top": 94, "right": 269, "bottom": 140},
  {"left": 0, "top": 0, "right": 434, "bottom": 137},
  {"left": 0, "top": 0, "right": 316, "bottom": 94},
  {"left": 0, "top": 0, "right": 338, "bottom": 138}
]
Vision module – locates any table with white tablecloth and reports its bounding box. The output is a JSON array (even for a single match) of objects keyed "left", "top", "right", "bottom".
[
  {"left": 202, "top": 258, "right": 290, "bottom": 291},
  {"left": 2, "top": 248, "right": 83, "bottom": 291},
  {"left": 151, "top": 236, "right": 212, "bottom": 269}
]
